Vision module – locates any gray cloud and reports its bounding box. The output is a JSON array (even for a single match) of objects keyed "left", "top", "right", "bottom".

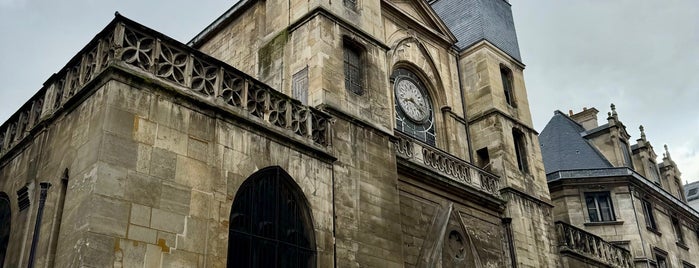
[
  {"left": 512, "top": 1, "right": 699, "bottom": 181},
  {"left": 1, "top": 1, "right": 697, "bottom": 180}
]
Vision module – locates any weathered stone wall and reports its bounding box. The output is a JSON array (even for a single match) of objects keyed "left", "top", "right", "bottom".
[
  {"left": 551, "top": 181, "right": 699, "bottom": 267},
  {"left": 0, "top": 83, "right": 109, "bottom": 268},
  {"left": 559, "top": 254, "right": 610, "bottom": 268},
  {"left": 461, "top": 42, "right": 558, "bottom": 267},
  {"left": 14, "top": 74, "right": 335, "bottom": 267},
  {"left": 331, "top": 117, "right": 404, "bottom": 267},
  {"left": 397, "top": 177, "right": 505, "bottom": 268}
]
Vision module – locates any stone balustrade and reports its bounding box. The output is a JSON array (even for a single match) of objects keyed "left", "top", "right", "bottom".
[
  {"left": 555, "top": 221, "right": 633, "bottom": 268},
  {"left": 0, "top": 16, "right": 332, "bottom": 159},
  {"left": 394, "top": 132, "right": 500, "bottom": 197}
]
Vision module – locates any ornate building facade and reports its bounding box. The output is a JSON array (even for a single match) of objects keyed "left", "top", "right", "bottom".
[
  {"left": 0, "top": 0, "right": 564, "bottom": 267},
  {"left": 540, "top": 106, "right": 696, "bottom": 268}
]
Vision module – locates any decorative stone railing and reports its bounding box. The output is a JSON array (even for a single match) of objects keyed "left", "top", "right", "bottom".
[
  {"left": 394, "top": 132, "right": 500, "bottom": 197},
  {"left": 0, "top": 16, "right": 331, "bottom": 159},
  {"left": 555, "top": 221, "right": 633, "bottom": 268}
]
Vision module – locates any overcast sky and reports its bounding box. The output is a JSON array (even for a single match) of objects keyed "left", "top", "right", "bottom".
[{"left": 1, "top": 1, "right": 697, "bottom": 181}]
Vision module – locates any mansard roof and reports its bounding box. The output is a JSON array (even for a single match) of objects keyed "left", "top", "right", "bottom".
[
  {"left": 430, "top": 0, "right": 522, "bottom": 61},
  {"left": 539, "top": 110, "right": 612, "bottom": 176}
]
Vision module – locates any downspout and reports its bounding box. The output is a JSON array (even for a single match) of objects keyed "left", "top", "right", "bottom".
[
  {"left": 44, "top": 170, "right": 68, "bottom": 268},
  {"left": 331, "top": 163, "right": 337, "bottom": 268},
  {"left": 454, "top": 50, "right": 474, "bottom": 163},
  {"left": 27, "top": 182, "right": 51, "bottom": 268},
  {"left": 628, "top": 185, "right": 650, "bottom": 268},
  {"left": 502, "top": 217, "right": 517, "bottom": 268}
]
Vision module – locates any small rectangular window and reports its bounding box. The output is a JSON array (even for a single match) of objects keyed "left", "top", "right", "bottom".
[
  {"left": 500, "top": 66, "right": 515, "bottom": 106},
  {"left": 648, "top": 160, "right": 661, "bottom": 184},
  {"left": 585, "top": 192, "right": 615, "bottom": 222},
  {"left": 476, "top": 147, "right": 491, "bottom": 171},
  {"left": 619, "top": 140, "right": 633, "bottom": 168},
  {"left": 343, "top": 43, "right": 363, "bottom": 95},
  {"left": 344, "top": 0, "right": 357, "bottom": 10},
  {"left": 512, "top": 129, "right": 528, "bottom": 173},
  {"left": 673, "top": 217, "right": 685, "bottom": 244},
  {"left": 292, "top": 67, "right": 309, "bottom": 105},
  {"left": 642, "top": 199, "right": 657, "bottom": 230},
  {"left": 656, "top": 254, "right": 668, "bottom": 268}
]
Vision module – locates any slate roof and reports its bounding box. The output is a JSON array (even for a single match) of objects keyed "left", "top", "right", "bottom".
[
  {"left": 686, "top": 181, "right": 699, "bottom": 202},
  {"left": 539, "top": 111, "right": 612, "bottom": 177},
  {"left": 430, "top": 0, "right": 522, "bottom": 61}
]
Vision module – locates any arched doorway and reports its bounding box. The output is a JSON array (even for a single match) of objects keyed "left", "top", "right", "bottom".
[
  {"left": 0, "top": 193, "right": 10, "bottom": 268},
  {"left": 228, "top": 167, "right": 316, "bottom": 267}
]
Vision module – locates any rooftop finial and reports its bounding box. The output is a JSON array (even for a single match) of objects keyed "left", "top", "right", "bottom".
[
  {"left": 664, "top": 144, "right": 672, "bottom": 160},
  {"left": 639, "top": 125, "right": 646, "bottom": 140},
  {"left": 610, "top": 103, "right": 618, "bottom": 119}
]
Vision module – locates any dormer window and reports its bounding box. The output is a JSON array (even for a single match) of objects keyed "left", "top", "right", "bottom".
[
  {"left": 619, "top": 140, "right": 633, "bottom": 168},
  {"left": 648, "top": 160, "right": 661, "bottom": 184}
]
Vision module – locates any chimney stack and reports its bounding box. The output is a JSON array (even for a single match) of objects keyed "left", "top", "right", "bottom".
[{"left": 570, "top": 107, "right": 599, "bottom": 130}]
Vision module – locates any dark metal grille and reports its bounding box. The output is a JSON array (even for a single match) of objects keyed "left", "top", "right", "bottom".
[
  {"left": 16, "top": 186, "right": 29, "bottom": 211},
  {"left": 0, "top": 193, "right": 10, "bottom": 268},
  {"left": 344, "top": 45, "right": 363, "bottom": 95},
  {"left": 228, "top": 167, "right": 316, "bottom": 268}
]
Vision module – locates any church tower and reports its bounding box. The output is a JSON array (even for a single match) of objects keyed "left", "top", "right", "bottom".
[{"left": 431, "top": 0, "right": 558, "bottom": 267}]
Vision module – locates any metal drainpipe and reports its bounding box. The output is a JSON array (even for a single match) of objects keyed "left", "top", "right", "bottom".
[
  {"left": 454, "top": 50, "right": 475, "bottom": 163},
  {"left": 27, "top": 182, "right": 51, "bottom": 268},
  {"left": 502, "top": 217, "right": 517, "bottom": 268},
  {"left": 628, "top": 185, "right": 650, "bottom": 268}
]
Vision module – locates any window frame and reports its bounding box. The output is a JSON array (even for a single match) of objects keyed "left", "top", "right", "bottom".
[
  {"left": 655, "top": 253, "right": 668, "bottom": 268},
  {"left": 228, "top": 167, "right": 317, "bottom": 268},
  {"left": 512, "top": 129, "right": 529, "bottom": 174},
  {"left": 584, "top": 192, "right": 616, "bottom": 223},
  {"left": 642, "top": 199, "right": 657, "bottom": 231},
  {"left": 343, "top": 0, "right": 357, "bottom": 10},
  {"left": 673, "top": 216, "right": 686, "bottom": 245},
  {"left": 0, "top": 193, "right": 10, "bottom": 268},
  {"left": 343, "top": 40, "right": 364, "bottom": 96},
  {"left": 500, "top": 65, "right": 515, "bottom": 107}
]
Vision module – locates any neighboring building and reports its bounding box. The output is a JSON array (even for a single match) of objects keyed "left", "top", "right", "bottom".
[
  {"left": 685, "top": 181, "right": 699, "bottom": 211},
  {"left": 0, "top": 0, "right": 565, "bottom": 267},
  {"left": 540, "top": 106, "right": 697, "bottom": 268}
]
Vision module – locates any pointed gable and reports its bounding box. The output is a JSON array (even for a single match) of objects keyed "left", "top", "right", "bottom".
[
  {"left": 382, "top": 0, "right": 457, "bottom": 44},
  {"left": 539, "top": 111, "right": 613, "bottom": 176}
]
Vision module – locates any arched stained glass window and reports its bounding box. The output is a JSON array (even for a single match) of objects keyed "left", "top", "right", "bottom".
[
  {"left": 228, "top": 167, "right": 316, "bottom": 268},
  {"left": 0, "top": 193, "right": 10, "bottom": 268}
]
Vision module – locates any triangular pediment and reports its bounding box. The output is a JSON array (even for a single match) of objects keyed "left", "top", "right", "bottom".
[{"left": 382, "top": 0, "right": 457, "bottom": 44}]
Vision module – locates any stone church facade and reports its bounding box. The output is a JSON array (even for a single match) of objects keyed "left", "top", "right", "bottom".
[{"left": 0, "top": 0, "right": 571, "bottom": 267}]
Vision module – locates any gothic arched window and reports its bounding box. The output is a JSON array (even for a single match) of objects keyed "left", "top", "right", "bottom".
[
  {"left": 0, "top": 193, "right": 10, "bottom": 268},
  {"left": 228, "top": 167, "right": 316, "bottom": 268}
]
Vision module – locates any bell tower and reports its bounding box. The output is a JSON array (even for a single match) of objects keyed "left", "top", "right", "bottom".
[{"left": 431, "top": 0, "right": 558, "bottom": 267}]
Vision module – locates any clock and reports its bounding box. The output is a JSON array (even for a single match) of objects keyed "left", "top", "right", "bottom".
[
  {"left": 392, "top": 68, "right": 436, "bottom": 145},
  {"left": 395, "top": 78, "right": 430, "bottom": 122}
]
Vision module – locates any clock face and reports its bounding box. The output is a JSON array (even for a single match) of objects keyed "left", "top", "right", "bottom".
[
  {"left": 395, "top": 79, "right": 430, "bottom": 122},
  {"left": 392, "top": 68, "right": 436, "bottom": 146}
]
